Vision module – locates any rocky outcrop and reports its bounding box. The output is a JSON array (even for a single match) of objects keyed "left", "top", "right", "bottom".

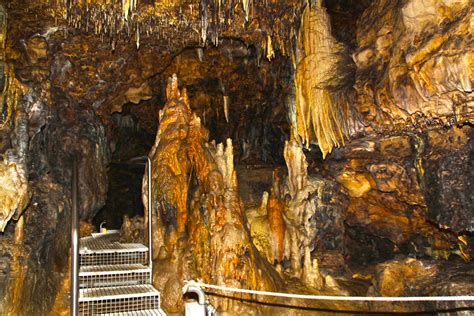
[
  {"left": 353, "top": 0, "right": 473, "bottom": 132},
  {"left": 369, "top": 257, "right": 474, "bottom": 313},
  {"left": 328, "top": 127, "right": 472, "bottom": 265}
]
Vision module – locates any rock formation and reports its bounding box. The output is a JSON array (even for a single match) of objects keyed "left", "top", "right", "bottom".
[
  {"left": 0, "top": 0, "right": 472, "bottom": 314},
  {"left": 143, "top": 74, "right": 283, "bottom": 313}
]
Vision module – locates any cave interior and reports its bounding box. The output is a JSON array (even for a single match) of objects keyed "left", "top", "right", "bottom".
[{"left": 0, "top": 0, "right": 473, "bottom": 314}]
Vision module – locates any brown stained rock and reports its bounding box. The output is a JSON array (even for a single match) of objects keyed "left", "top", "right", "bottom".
[
  {"left": 373, "top": 258, "right": 438, "bottom": 297},
  {"left": 423, "top": 127, "right": 473, "bottom": 233},
  {"left": 354, "top": 0, "right": 473, "bottom": 131},
  {"left": 24, "top": 36, "right": 48, "bottom": 64},
  {"left": 0, "top": 161, "right": 29, "bottom": 232},
  {"left": 330, "top": 130, "right": 470, "bottom": 262},
  {"left": 379, "top": 135, "right": 412, "bottom": 158},
  {"left": 336, "top": 170, "right": 372, "bottom": 198},
  {"left": 370, "top": 257, "right": 474, "bottom": 313}
]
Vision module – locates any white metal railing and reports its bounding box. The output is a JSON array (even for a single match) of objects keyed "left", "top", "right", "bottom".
[
  {"left": 70, "top": 157, "right": 79, "bottom": 315},
  {"left": 183, "top": 279, "right": 474, "bottom": 313},
  {"left": 147, "top": 156, "right": 153, "bottom": 283},
  {"left": 126, "top": 155, "right": 153, "bottom": 281}
]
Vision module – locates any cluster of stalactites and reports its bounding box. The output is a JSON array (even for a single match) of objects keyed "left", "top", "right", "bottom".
[
  {"left": 47, "top": 0, "right": 301, "bottom": 59},
  {"left": 198, "top": 0, "right": 299, "bottom": 59},
  {"left": 59, "top": 0, "right": 136, "bottom": 20},
  {"left": 292, "top": 1, "right": 353, "bottom": 158}
]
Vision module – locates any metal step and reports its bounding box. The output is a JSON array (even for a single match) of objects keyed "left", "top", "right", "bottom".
[
  {"left": 79, "top": 264, "right": 151, "bottom": 288},
  {"left": 79, "top": 285, "right": 161, "bottom": 315},
  {"left": 80, "top": 240, "right": 148, "bottom": 255},
  {"left": 97, "top": 308, "right": 167, "bottom": 316},
  {"left": 80, "top": 234, "right": 148, "bottom": 266}
]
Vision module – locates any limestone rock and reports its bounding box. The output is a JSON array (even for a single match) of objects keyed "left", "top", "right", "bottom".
[
  {"left": 0, "top": 160, "right": 28, "bottom": 232},
  {"left": 354, "top": 0, "right": 473, "bottom": 131}
]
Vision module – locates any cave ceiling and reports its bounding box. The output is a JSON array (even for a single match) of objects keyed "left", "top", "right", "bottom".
[{"left": 2, "top": 0, "right": 305, "bottom": 124}]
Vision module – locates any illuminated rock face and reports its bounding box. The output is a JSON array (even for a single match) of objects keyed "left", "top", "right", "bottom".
[
  {"left": 0, "top": 160, "right": 28, "bottom": 232},
  {"left": 328, "top": 128, "right": 473, "bottom": 264},
  {"left": 0, "top": 6, "right": 29, "bottom": 232},
  {"left": 353, "top": 0, "right": 473, "bottom": 131}
]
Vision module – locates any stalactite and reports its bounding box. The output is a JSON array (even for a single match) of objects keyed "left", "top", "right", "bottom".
[
  {"left": 223, "top": 95, "right": 229, "bottom": 123},
  {"left": 293, "top": 1, "right": 353, "bottom": 158},
  {"left": 242, "top": 0, "right": 250, "bottom": 22},
  {"left": 200, "top": 0, "right": 208, "bottom": 44},
  {"left": 266, "top": 34, "right": 274, "bottom": 60},
  {"left": 13, "top": 215, "right": 24, "bottom": 245},
  {"left": 136, "top": 24, "right": 140, "bottom": 49}
]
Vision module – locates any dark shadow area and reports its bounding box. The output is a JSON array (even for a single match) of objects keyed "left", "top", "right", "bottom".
[{"left": 93, "top": 105, "right": 156, "bottom": 229}]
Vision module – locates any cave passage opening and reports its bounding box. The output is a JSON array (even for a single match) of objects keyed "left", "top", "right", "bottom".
[
  {"left": 92, "top": 104, "right": 157, "bottom": 230},
  {"left": 92, "top": 41, "right": 294, "bottom": 229}
]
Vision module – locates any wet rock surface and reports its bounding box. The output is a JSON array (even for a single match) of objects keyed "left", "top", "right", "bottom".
[
  {"left": 329, "top": 128, "right": 473, "bottom": 266},
  {"left": 369, "top": 257, "right": 474, "bottom": 313}
]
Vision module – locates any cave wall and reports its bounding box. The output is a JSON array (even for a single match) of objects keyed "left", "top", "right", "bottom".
[
  {"left": 285, "top": 0, "right": 474, "bottom": 269},
  {"left": 353, "top": 0, "right": 472, "bottom": 131},
  {"left": 0, "top": 5, "right": 109, "bottom": 314},
  {"left": 332, "top": 0, "right": 473, "bottom": 259}
]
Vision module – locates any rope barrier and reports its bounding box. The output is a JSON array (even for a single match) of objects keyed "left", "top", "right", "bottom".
[{"left": 185, "top": 280, "right": 474, "bottom": 302}]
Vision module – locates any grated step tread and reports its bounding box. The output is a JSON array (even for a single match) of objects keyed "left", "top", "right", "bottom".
[
  {"left": 80, "top": 231, "right": 147, "bottom": 254},
  {"left": 80, "top": 242, "right": 148, "bottom": 254},
  {"left": 79, "top": 285, "right": 159, "bottom": 302},
  {"left": 97, "top": 309, "right": 166, "bottom": 316},
  {"left": 80, "top": 264, "right": 150, "bottom": 276}
]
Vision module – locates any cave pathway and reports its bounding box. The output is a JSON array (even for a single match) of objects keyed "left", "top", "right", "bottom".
[{"left": 77, "top": 230, "right": 166, "bottom": 315}]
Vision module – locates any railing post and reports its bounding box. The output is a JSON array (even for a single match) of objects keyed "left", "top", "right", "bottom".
[
  {"left": 147, "top": 157, "right": 153, "bottom": 284},
  {"left": 70, "top": 157, "right": 79, "bottom": 316}
]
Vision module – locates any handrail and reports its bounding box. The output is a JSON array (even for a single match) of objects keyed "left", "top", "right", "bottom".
[
  {"left": 124, "top": 155, "right": 153, "bottom": 282},
  {"left": 70, "top": 157, "right": 79, "bottom": 316},
  {"left": 147, "top": 156, "right": 153, "bottom": 284}
]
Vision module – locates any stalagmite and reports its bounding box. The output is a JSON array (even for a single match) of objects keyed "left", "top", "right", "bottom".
[
  {"left": 145, "top": 74, "right": 282, "bottom": 313},
  {"left": 267, "top": 190, "right": 285, "bottom": 262},
  {"left": 283, "top": 140, "right": 307, "bottom": 198},
  {"left": 302, "top": 245, "right": 323, "bottom": 289}
]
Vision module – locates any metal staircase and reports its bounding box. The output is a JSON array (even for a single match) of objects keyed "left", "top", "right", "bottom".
[{"left": 78, "top": 230, "right": 166, "bottom": 315}]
